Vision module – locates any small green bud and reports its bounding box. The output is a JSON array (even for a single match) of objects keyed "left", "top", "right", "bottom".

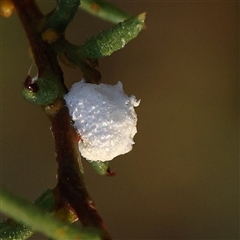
[{"left": 90, "top": 161, "right": 110, "bottom": 175}]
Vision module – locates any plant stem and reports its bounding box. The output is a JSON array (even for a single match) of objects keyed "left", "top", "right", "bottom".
[
  {"left": 50, "top": 106, "right": 111, "bottom": 239},
  {"left": 11, "top": 0, "right": 63, "bottom": 79},
  {"left": 9, "top": 1, "right": 112, "bottom": 239},
  {"left": 0, "top": 188, "right": 101, "bottom": 240}
]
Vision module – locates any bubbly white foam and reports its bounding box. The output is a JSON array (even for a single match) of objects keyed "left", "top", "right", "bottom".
[{"left": 64, "top": 79, "right": 140, "bottom": 161}]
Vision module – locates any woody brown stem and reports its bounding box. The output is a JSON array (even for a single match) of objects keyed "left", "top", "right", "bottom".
[
  {"left": 51, "top": 106, "right": 111, "bottom": 239},
  {"left": 11, "top": 1, "right": 111, "bottom": 239},
  {"left": 11, "top": 0, "right": 62, "bottom": 77}
]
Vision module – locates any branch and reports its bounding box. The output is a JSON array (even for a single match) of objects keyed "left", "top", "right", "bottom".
[
  {"left": 11, "top": 1, "right": 111, "bottom": 239},
  {"left": 0, "top": 188, "right": 102, "bottom": 240},
  {"left": 4, "top": 1, "right": 145, "bottom": 239},
  {"left": 11, "top": 0, "right": 63, "bottom": 81},
  {"left": 50, "top": 106, "right": 111, "bottom": 239}
]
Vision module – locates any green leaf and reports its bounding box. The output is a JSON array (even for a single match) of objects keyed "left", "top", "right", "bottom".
[
  {"left": 80, "top": 13, "right": 146, "bottom": 58},
  {"left": 80, "top": 0, "right": 130, "bottom": 24},
  {"left": 0, "top": 221, "right": 32, "bottom": 240},
  {"left": 0, "top": 189, "right": 54, "bottom": 240},
  {"left": 0, "top": 188, "right": 102, "bottom": 240}
]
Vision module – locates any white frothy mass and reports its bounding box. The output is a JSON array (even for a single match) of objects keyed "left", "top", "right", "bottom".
[{"left": 64, "top": 79, "right": 140, "bottom": 161}]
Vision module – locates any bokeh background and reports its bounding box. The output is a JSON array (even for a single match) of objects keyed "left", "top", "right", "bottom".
[{"left": 1, "top": 1, "right": 239, "bottom": 239}]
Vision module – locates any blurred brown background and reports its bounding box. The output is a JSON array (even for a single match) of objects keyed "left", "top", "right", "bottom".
[{"left": 1, "top": 1, "right": 239, "bottom": 239}]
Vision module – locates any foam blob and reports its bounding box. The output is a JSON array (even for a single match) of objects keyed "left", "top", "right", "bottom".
[{"left": 64, "top": 79, "right": 140, "bottom": 161}]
